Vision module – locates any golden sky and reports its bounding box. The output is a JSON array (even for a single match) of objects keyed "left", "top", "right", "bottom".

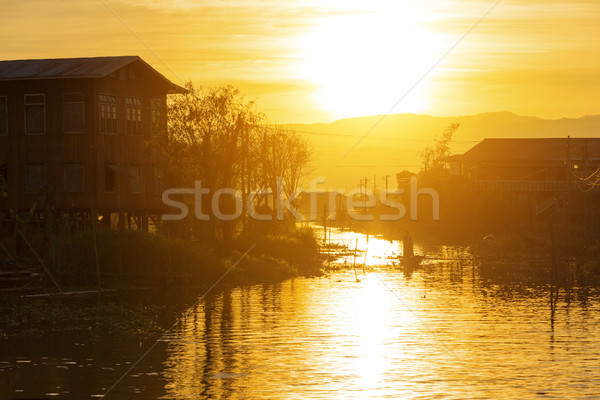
[{"left": 2, "top": 0, "right": 599, "bottom": 123}]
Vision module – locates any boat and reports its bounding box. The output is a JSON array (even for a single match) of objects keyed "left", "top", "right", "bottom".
[{"left": 400, "top": 255, "right": 424, "bottom": 269}]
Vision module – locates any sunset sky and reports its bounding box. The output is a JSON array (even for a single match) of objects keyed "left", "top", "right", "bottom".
[{"left": 2, "top": 0, "right": 599, "bottom": 123}]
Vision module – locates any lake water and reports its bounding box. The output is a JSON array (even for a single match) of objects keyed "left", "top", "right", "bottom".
[{"left": 2, "top": 228, "right": 600, "bottom": 399}]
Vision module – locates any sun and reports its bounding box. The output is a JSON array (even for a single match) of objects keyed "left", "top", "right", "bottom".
[{"left": 295, "top": 1, "right": 450, "bottom": 120}]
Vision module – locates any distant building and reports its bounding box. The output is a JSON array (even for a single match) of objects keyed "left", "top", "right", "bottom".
[
  {"left": 0, "top": 56, "right": 185, "bottom": 228},
  {"left": 449, "top": 137, "right": 600, "bottom": 220}
]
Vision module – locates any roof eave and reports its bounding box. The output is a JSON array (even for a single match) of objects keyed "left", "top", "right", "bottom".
[{"left": 0, "top": 75, "right": 102, "bottom": 81}]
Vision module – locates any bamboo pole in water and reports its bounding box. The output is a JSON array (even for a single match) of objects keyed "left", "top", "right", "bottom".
[
  {"left": 353, "top": 238, "right": 359, "bottom": 281},
  {"left": 363, "top": 234, "right": 369, "bottom": 274},
  {"left": 90, "top": 209, "right": 101, "bottom": 291},
  {"left": 17, "top": 230, "right": 63, "bottom": 293},
  {"left": 323, "top": 204, "right": 327, "bottom": 244}
]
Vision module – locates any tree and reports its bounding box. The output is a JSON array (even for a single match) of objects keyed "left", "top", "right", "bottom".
[
  {"left": 420, "top": 122, "right": 460, "bottom": 174},
  {"left": 164, "top": 83, "right": 311, "bottom": 247},
  {"left": 258, "top": 125, "right": 311, "bottom": 216}
]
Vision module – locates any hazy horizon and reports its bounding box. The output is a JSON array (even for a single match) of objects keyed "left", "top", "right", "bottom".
[
  {"left": 289, "top": 109, "right": 600, "bottom": 126},
  {"left": 288, "top": 111, "right": 600, "bottom": 188}
]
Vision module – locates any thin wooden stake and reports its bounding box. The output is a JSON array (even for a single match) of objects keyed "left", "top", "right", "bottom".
[
  {"left": 363, "top": 234, "right": 369, "bottom": 274},
  {"left": 17, "top": 230, "right": 63, "bottom": 293},
  {"left": 352, "top": 238, "right": 359, "bottom": 281},
  {"left": 91, "top": 209, "right": 101, "bottom": 291}
]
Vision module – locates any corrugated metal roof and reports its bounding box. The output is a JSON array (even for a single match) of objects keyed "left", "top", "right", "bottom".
[
  {"left": 0, "top": 56, "right": 186, "bottom": 93},
  {"left": 0, "top": 56, "right": 139, "bottom": 79},
  {"left": 459, "top": 138, "right": 600, "bottom": 161}
]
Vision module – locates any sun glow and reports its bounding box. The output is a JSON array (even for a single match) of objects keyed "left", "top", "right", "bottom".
[{"left": 296, "top": 1, "right": 450, "bottom": 120}]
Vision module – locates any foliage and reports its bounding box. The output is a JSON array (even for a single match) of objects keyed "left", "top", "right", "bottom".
[
  {"left": 420, "top": 122, "right": 460, "bottom": 173},
  {"left": 395, "top": 170, "right": 416, "bottom": 188},
  {"left": 164, "top": 83, "right": 311, "bottom": 246},
  {"left": 6, "top": 226, "right": 321, "bottom": 288},
  {"left": 60, "top": 229, "right": 226, "bottom": 286},
  {"left": 233, "top": 226, "right": 321, "bottom": 281}
]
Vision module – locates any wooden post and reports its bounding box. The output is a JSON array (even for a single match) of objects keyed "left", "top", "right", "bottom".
[
  {"left": 90, "top": 208, "right": 101, "bottom": 291},
  {"left": 142, "top": 210, "right": 149, "bottom": 231},
  {"left": 18, "top": 230, "right": 63, "bottom": 293},
  {"left": 353, "top": 237, "right": 359, "bottom": 282},
  {"left": 323, "top": 204, "right": 327, "bottom": 244}
]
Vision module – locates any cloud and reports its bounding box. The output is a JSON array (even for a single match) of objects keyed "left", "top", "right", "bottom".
[{"left": 1, "top": 0, "right": 599, "bottom": 122}]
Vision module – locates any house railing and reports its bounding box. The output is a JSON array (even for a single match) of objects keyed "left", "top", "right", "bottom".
[
  {"left": 535, "top": 193, "right": 564, "bottom": 215},
  {"left": 473, "top": 180, "right": 570, "bottom": 192}
]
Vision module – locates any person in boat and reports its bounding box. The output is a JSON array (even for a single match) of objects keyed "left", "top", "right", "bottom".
[{"left": 403, "top": 231, "right": 414, "bottom": 258}]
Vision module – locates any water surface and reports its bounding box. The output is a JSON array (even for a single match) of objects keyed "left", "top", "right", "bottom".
[{"left": 2, "top": 230, "right": 599, "bottom": 399}]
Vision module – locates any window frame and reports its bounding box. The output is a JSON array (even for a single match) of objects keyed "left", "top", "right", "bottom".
[
  {"left": 64, "top": 163, "right": 85, "bottom": 193},
  {"left": 26, "top": 164, "right": 46, "bottom": 193},
  {"left": 125, "top": 97, "right": 142, "bottom": 136},
  {"left": 63, "top": 92, "right": 85, "bottom": 134},
  {"left": 150, "top": 98, "right": 165, "bottom": 136},
  {"left": 104, "top": 164, "right": 117, "bottom": 192},
  {"left": 99, "top": 93, "right": 117, "bottom": 135},
  {"left": 24, "top": 94, "right": 45, "bottom": 135},
  {"left": 153, "top": 166, "right": 163, "bottom": 195},
  {"left": 129, "top": 164, "right": 142, "bottom": 193}
]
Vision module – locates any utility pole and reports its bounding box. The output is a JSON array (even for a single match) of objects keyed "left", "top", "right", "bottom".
[
  {"left": 359, "top": 179, "right": 364, "bottom": 211},
  {"left": 323, "top": 203, "right": 327, "bottom": 244},
  {"left": 566, "top": 136, "right": 571, "bottom": 238},
  {"left": 583, "top": 140, "right": 592, "bottom": 228},
  {"left": 383, "top": 175, "right": 390, "bottom": 192},
  {"left": 364, "top": 177, "right": 368, "bottom": 209}
]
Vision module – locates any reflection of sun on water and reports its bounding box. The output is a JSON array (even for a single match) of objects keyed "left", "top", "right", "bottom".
[
  {"left": 319, "top": 227, "right": 423, "bottom": 266},
  {"left": 295, "top": 1, "right": 451, "bottom": 119},
  {"left": 347, "top": 275, "right": 418, "bottom": 393},
  {"left": 354, "top": 277, "right": 392, "bottom": 389}
]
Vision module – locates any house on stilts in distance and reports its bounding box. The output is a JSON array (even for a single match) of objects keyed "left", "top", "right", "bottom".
[
  {"left": 447, "top": 137, "right": 600, "bottom": 227},
  {"left": 0, "top": 56, "right": 186, "bottom": 229}
]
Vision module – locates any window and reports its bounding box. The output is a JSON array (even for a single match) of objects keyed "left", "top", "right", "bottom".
[
  {"left": 104, "top": 165, "right": 116, "bottom": 192},
  {"left": 153, "top": 166, "right": 164, "bottom": 195},
  {"left": 0, "top": 163, "right": 7, "bottom": 185},
  {"left": 126, "top": 97, "right": 142, "bottom": 135},
  {"left": 64, "top": 164, "right": 84, "bottom": 193},
  {"left": 26, "top": 164, "right": 46, "bottom": 192},
  {"left": 63, "top": 93, "right": 84, "bottom": 134},
  {"left": 25, "top": 94, "right": 45, "bottom": 134},
  {"left": 130, "top": 165, "right": 141, "bottom": 193},
  {"left": 0, "top": 96, "right": 7, "bottom": 136},
  {"left": 99, "top": 94, "right": 117, "bottom": 134},
  {"left": 151, "top": 98, "right": 164, "bottom": 136}
]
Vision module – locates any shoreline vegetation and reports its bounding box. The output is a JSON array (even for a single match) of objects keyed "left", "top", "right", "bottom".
[
  {"left": 4, "top": 220, "right": 600, "bottom": 339},
  {"left": 0, "top": 227, "right": 323, "bottom": 339}
]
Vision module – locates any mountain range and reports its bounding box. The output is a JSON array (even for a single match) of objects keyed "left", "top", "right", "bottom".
[{"left": 285, "top": 112, "right": 600, "bottom": 189}]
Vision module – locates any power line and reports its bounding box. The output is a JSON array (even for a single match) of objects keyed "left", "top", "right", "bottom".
[{"left": 255, "top": 123, "right": 478, "bottom": 144}]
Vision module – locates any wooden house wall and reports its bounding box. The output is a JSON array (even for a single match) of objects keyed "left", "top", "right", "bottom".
[
  {"left": 0, "top": 78, "right": 95, "bottom": 212},
  {"left": 469, "top": 161, "right": 567, "bottom": 182},
  {"left": 91, "top": 62, "right": 168, "bottom": 214},
  {"left": 0, "top": 62, "right": 170, "bottom": 215}
]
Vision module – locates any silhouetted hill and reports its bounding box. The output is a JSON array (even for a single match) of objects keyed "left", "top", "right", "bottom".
[{"left": 286, "top": 112, "right": 600, "bottom": 188}]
